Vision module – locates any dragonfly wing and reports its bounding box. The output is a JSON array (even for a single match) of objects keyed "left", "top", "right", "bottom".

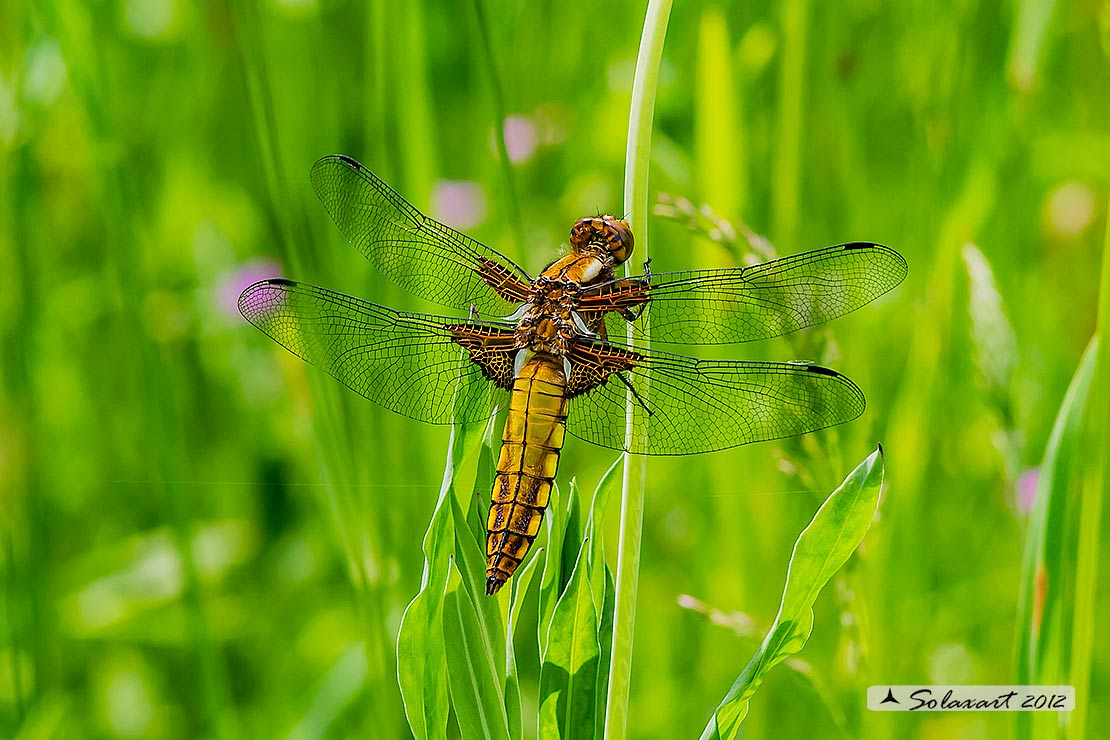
[
  {"left": 239, "top": 279, "right": 514, "bottom": 424},
  {"left": 310, "top": 155, "right": 532, "bottom": 316},
  {"left": 581, "top": 242, "right": 906, "bottom": 344},
  {"left": 564, "top": 341, "right": 865, "bottom": 454}
]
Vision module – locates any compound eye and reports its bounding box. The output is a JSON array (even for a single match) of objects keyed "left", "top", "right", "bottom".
[
  {"left": 568, "top": 217, "right": 635, "bottom": 265},
  {"left": 603, "top": 218, "right": 634, "bottom": 264}
]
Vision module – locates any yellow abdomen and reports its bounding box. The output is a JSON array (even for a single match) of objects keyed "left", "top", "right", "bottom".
[{"left": 485, "top": 354, "right": 567, "bottom": 594}]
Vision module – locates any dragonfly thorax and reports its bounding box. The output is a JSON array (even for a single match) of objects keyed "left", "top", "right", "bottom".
[
  {"left": 513, "top": 275, "right": 596, "bottom": 356},
  {"left": 528, "top": 276, "right": 582, "bottom": 311},
  {"left": 514, "top": 309, "right": 579, "bottom": 356}
]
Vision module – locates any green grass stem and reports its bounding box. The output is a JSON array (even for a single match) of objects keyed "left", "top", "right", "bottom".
[
  {"left": 1006, "top": 0, "right": 1058, "bottom": 91},
  {"left": 694, "top": 6, "right": 742, "bottom": 228},
  {"left": 471, "top": 0, "right": 525, "bottom": 258},
  {"left": 771, "top": 0, "right": 808, "bottom": 248},
  {"left": 605, "top": 1, "right": 671, "bottom": 737}
]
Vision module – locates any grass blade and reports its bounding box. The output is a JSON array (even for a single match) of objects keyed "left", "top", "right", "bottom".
[
  {"left": 1067, "top": 191, "right": 1110, "bottom": 740},
  {"left": 1006, "top": 0, "right": 1059, "bottom": 91},
  {"left": 770, "top": 0, "right": 809, "bottom": 247},
  {"left": 694, "top": 6, "right": 743, "bottom": 226},
  {"left": 284, "top": 645, "right": 368, "bottom": 740},
  {"left": 470, "top": 0, "right": 525, "bottom": 256},
  {"left": 1014, "top": 192, "right": 1109, "bottom": 740},
  {"left": 607, "top": 1, "right": 671, "bottom": 736},
  {"left": 1013, "top": 337, "right": 1096, "bottom": 740}
]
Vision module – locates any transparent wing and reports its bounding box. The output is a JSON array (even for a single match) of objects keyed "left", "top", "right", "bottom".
[
  {"left": 238, "top": 279, "right": 512, "bottom": 424},
  {"left": 310, "top": 155, "right": 532, "bottom": 315},
  {"left": 565, "top": 340, "right": 866, "bottom": 455},
  {"left": 583, "top": 242, "right": 907, "bottom": 345}
]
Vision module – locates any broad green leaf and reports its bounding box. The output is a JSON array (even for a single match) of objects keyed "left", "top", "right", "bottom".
[
  {"left": 397, "top": 420, "right": 485, "bottom": 740},
  {"left": 700, "top": 447, "right": 885, "bottom": 740},
  {"left": 540, "top": 544, "right": 601, "bottom": 740},
  {"left": 444, "top": 561, "right": 511, "bottom": 740}
]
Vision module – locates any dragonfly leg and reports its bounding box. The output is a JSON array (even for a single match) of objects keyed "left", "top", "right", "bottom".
[{"left": 616, "top": 371, "right": 652, "bottom": 416}]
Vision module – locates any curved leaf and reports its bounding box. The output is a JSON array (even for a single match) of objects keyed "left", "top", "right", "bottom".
[{"left": 701, "top": 447, "right": 885, "bottom": 740}]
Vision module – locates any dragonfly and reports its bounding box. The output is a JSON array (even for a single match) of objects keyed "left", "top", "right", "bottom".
[{"left": 239, "top": 155, "right": 907, "bottom": 595}]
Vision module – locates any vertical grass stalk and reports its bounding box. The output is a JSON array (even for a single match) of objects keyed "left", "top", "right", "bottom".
[
  {"left": 604, "top": 1, "right": 671, "bottom": 737},
  {"left": 771, "top": 0, "right": 808, "bottom": 248},
  {"left": 1006, "top": 0, "right": 1058, "bottom": 91},
  {"left": 471, "top": 0, "right": 525, "bottom": 256}
]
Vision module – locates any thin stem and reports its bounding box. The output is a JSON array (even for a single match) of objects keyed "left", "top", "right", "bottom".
[
  {"left": 771, "top": 0, "right": 808, "bottom": 248},
  {"left": 605, "top": 1, "right": 671, "bottom": 738},
  {"left": 1006, "top": 0, "right": 1059, "bottom": 91},
  {"left": 471, "top": 0, "right": 525, "bottom": 258}
]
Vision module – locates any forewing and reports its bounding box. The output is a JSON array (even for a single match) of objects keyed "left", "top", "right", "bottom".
[
  {"left": 238, "top": 279, "right": 513, "bottom": 424},
  {"left": 583, "top": 242, "right": 906, "bottom": 345},
  {"left": 565, "top": 341, "right": 866, "bottom": 454},
  {"left": 310, "top": 155, "right": 532, "bottom": 315}
]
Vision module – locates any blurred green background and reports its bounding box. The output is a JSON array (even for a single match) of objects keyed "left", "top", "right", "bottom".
[{"left": 2, "top": 0, "right": 1107, "bottom": 738}]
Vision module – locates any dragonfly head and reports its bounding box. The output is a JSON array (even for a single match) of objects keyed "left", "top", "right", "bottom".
[{"left": 569, "top": 215, "right": 634, "bottom": 266}]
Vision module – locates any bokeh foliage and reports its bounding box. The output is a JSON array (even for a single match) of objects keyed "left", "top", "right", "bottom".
[{"left": 1, "top": 0, "right": 1107, "bottom": 738}]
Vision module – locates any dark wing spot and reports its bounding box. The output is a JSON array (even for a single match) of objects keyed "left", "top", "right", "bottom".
[
  {"left": 337, "top": 154, "right": 362, "bottom": 169},
  {"left": 805, "top": 364, "right": 842, "bottom": 377}
]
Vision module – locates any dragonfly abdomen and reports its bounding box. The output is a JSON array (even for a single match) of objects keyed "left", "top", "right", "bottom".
[{"left": 486, "top": 354, "right": 568, "bottom": 595}]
